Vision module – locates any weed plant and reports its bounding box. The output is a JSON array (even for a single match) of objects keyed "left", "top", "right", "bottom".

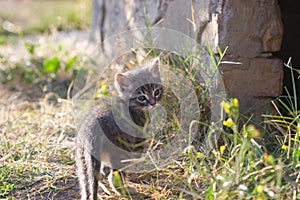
[{"left": 0, "top": 38, "right": 299, "bottom": 199}]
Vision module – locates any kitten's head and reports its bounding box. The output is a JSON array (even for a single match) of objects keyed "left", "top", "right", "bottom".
[{"left": 114, "top": 59, "right": 163, "bottom": 110}]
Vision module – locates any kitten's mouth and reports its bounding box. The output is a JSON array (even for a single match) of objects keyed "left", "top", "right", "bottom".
[{"left": 144, "top": 103, "right": 160, "bottom": 111}]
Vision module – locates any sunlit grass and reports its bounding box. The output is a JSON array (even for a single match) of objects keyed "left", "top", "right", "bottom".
[
  {"left": 0, "top": 0, "right": 91, "bottom": 45},
  {"left": 0, "top": 24, "right": 299, "bottom": 199}
]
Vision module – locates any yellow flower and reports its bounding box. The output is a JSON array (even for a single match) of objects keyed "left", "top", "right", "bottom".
[
  {"left": 113, "top": 171, "right": 123, "bottom": 187},
  {"left": 98, "top": 80, "right": 106, "bottom": 87},
  {"left": 100, "top": 84, "right": 109, "bottom": 95},
  {"left": 223, "top": 118, "right": 234, "bottom": 128},
  {"left": 297, "top": 123, "right": 300, "bottom": 133},
  {"left": 112, "top": 90, "right": 118, "bottom": 97},
  {"left": 113, "top": 171, "right": 121, "bottom": 179},
  {"left": 282, "top": 144, "right": 288, "bottom": 150},
  {"left": 257, "top": 185, "right": 264, "bottom": 194},
  {"left": 247, "top": 124, "right": 260, "bottom": 138},
  {"left": 220, "top": 101, "right": 231, "bottom": 114},
  {"left": 264, "top": 153, "right": 275, "bottom": 165},
  {"left": 233, "top": 98, "right": 239, "bottom": 108},
  {"left": 220, "top": 145, "right": 226, "bottom": 155},
  {"left": 196, "top": 152, "right": 205, "bottom": 158}
]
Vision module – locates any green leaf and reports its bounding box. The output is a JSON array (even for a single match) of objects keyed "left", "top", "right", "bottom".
[
  {"left": 42, "top": 56, "right": 61, "bottom": 74},
  {"left": 207, "top": 45, "right": 217, "bottom": 68},
  {"left": 205, "top": 182, "right": 214, "bottom": 200},
  {"left": 293, "top": 148, "right": 300, "bottom": 167},
  {"left": 217, "top": 46, "right": 223, "bottom": 57},
  {"left": 65, "top": 56, "right": 78, "bottom": 71},
  {"left": 24, "top": 43, "right": 35, "bottom": 54},
  {"left": 24, "top": 69, "right": 39, "bottom": 84}
]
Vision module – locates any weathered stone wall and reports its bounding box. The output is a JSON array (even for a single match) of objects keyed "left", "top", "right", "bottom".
[
  {"left": 216, "top": 0, "right": 284, "bottom": 119},
  {"left": 93, "top": 0, "right": 284, "bottom": 120}
]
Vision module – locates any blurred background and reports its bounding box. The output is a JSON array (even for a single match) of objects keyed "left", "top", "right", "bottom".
[{"left": 0, "top": 0, "right": 91, "bottom": 45}]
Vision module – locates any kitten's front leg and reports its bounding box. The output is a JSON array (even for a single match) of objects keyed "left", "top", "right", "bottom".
[{"left": 98, "top": 164, "right": 111, "bottom": 195}]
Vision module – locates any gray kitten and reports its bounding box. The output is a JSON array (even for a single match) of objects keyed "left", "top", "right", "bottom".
[{"left": 76, "top": 59, "right": 163, "bottom": 199}]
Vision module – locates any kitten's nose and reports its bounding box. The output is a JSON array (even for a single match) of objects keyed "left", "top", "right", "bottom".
[{"left": 149, "top": 99, "right": 156, "bottom": 106}]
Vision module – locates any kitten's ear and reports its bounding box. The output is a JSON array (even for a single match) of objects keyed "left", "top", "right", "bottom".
[
  {"left": 115, "top": 73, "right": 131, "bottom": 93},
  {"left": 149, "top": 58, "right": 160, "bottom": 77}
]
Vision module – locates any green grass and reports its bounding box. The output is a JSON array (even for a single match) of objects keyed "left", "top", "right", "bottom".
[
  {"left": 0, "top": 4, "right": 299, "bottom": 198},
  {"left": 0, "top": 0, "right": 91, "bottom": 45},
  {"left": 0, "top": 38, "right": 299, "bottom": 199}
]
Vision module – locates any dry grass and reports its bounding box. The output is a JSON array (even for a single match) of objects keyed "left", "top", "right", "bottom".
[
  {"left": 1, "top": 45, "right": 300, "bottom": 199},
  {"left": 0, "top": 84, "right": 79, "bottom": 199},
  {"left": 0, "top": 31, "right": 299, "bottom": 200},
  {"left": 0, "top": 39, "right": 207, "bottom": 199},
  {"left": 0, "top": 83, "right": 209, "bottom": 199}
]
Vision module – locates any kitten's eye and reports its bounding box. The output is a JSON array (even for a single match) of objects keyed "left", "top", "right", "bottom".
[
  {"left": 137, "top": 95, "right": 147, "bottom": 102},
  {"left": 154, "top": 89, "right": 160, "bottom": 97}
]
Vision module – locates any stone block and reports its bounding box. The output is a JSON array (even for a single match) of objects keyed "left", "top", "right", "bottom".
[
  {"left": 218, "top": 0, "right": 283, "bottom": 58},
  {"left": 221, "top": 58, "right": 283, "bottom": 97}
]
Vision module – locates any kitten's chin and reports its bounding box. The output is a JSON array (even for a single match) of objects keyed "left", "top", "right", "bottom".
[
  {"left": 129, "top": 104, "right": 158, "bottom": 112},
  {"left": 129, "top": 105, "right": 144, "bottom": 111}
]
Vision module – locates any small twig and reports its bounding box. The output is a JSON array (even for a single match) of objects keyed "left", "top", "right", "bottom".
[
  {"left": 293, "top": 167, "right": 300, "bottom": 200},
  {"left": 44, "top": 171, "right": 74, "bottom": 185},
  {"left": 175, "top": 187, "right": 202, "bottom": 199},
  {"left": 67, "top": 79, "right": 74, "bottom": 101},
  {"left": 242, "top": 165, "right": 280, "bottom": 181}
]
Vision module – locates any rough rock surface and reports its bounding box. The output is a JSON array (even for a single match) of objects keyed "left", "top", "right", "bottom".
[
  {"left": 92, "top": 0, "right": 284, "bottom": 117},
  {"left": 222, "top": 58, "right": 283, "bottom": 97}
]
